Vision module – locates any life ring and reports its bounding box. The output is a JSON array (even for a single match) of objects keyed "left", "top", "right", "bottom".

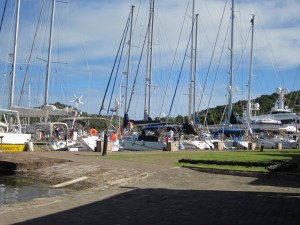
[{"left": 89, "top": 128, "right": 98, "bottom": 136}]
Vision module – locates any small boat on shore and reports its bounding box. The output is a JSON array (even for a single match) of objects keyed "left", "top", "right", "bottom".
[
  {"left": 25, "top": 121, "right": 79, "bottom": 151},
  {"left": 0, "top": 109, "right": 32, "bottom": 152}
]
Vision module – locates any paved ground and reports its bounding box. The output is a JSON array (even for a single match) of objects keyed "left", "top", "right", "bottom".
[{"left": 1, "top": 151, "right": 300, "bottom": 225}]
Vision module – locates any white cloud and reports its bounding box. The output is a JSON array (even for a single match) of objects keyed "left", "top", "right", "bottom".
[{"left": 0, "top": 0, "right": 299, "bottom": 119}]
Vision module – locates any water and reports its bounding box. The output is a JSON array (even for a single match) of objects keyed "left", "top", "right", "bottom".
[{"left": 0, "top": 175, "right": 68, "bottom": 205}]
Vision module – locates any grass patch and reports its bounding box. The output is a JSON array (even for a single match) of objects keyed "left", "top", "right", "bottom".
[{"left": 92, "top": 150, "right": 300, "bottom": 173}]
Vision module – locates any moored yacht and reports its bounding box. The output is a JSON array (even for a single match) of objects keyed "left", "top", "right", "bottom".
[
  {"left": 251, "top": 88, "right": 300, "bottom": 129},
  {"left": 256, "top": 134, "right": 298, "bottom": 149}
]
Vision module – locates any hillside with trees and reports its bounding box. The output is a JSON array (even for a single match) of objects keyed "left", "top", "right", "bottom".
[
  {"left": 155, "top": 89, "right": 300, "bottom": 126},
  {"left": 196, "top": 89, "right": 300, "bottom": 125},
  {"left": 50, "top": 89, "right": 300, "bottom": 129}
]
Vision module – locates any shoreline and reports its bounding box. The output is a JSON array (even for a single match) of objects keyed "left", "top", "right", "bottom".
[{"left": 1, "top": 150, "right": 300, "bottom": 184}]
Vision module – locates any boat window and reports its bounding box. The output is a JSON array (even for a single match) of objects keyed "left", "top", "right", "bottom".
[{"left": 281, "top": 119, "right": 294, "bottom": 124}]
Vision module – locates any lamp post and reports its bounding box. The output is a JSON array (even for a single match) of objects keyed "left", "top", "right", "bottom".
[{"left": 102, "top": 131, "right": 108, "bottom": 156}]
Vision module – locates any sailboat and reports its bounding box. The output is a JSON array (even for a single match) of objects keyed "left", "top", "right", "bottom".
[
  {"left": 237, "top": 16, "right": 298, "bottom": 149},
  {"left": 239, "top": 16, "right": 286, "bottom": 132},
  {"left": 0, "top": 0, "right": 32, "bottom": 152},
  {"left": 8, "top": 0, "right": 78, "bottom": 151},
  {"left": 208, "top": 0, "right": 250, "bottom": 150},
  {"left": 178, "top": 0, "right": 216, "bottom": 150},
  {"left": 120, "top": 0, "right": 171, "bottom": 151},
  {"left": 221, "top": 10, "right": 297, "bottom": 149},
  {"left": 10, "top": 0, "right": 71, "bottom": 120}
]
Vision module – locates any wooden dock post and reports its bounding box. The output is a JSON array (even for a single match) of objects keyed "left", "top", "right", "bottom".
[{"left": 275, "top": 143, "right": 282, "bottom": 150}]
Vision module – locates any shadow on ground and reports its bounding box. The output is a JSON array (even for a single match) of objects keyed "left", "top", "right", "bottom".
[
  {"left": 249, "top": 176, "right": 300, "bottom": 188},
  {"left": 13, "top": 188, "right": 300, "bottom": 225},
  {"left": 185, "top": 166, "right": 300, "bottom": 189}
]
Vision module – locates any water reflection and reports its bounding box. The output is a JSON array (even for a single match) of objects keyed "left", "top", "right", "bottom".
[{"left": 0, "top": 175, "right": 68, "bottom": 205}]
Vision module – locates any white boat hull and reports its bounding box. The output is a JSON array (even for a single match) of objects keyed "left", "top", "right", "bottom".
[
  {"left": 0, "top": 132, "right": 31, "bottom": 152},
  {"left": 181, "top": 140, "right": 213, "bottom": 150},
  {"left": 256, "top": 137, "right": 298, "bottom": 149},
  {"left": 80, "top": 136, "right": 120, "bottom": 152}
]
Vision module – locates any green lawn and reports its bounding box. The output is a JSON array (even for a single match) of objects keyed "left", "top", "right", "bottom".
[{"left": 95, "top": 150, "right": 300, "bottom": 173}]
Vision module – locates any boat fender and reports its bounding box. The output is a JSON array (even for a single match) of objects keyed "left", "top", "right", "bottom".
[
  {"left": 26, "top": 140, "right": 34, "bottom": 152},
  {"left": 179, "top": 143, "right": 185, "bottom": 150}
]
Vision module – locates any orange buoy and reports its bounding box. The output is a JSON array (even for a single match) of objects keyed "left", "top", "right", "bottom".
[
  {"left": 89, "top": 128, "right": 98, "bottom": 136},
  {"left": 111, "top": 133, "right": 118, "bottom": 141}
]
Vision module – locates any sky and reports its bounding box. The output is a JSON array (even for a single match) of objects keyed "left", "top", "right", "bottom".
[{"left": 0, "top": 0, "right": 299, "bottom": 121}]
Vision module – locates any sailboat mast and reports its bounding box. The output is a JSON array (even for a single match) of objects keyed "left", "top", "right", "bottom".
[
  {"left": 124, "top": 5, "right": 134, "bottom": 114},
  {"left": 148, "top": 0, "right": 154, "bottom": 118},
  {"left": 247, "top": 15, "right": 255, "bottom": 122},
  {"left": 44, "top": 0, "right": 56, "bottom": 106},
  {"left": 228, "top": 0, "right": 234, "bottom": 120},
  {"left": 188, "top": 0, "right": 195, "bottom": 123},
  {"left": 144, "top": 0, "right": 154, "bottom": 120},
  {"left": 9, "top": 0, "right": 21, "bottom": 108},
  {"left": 193, "top": 13, "right": 199, "bottom": 124}
]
